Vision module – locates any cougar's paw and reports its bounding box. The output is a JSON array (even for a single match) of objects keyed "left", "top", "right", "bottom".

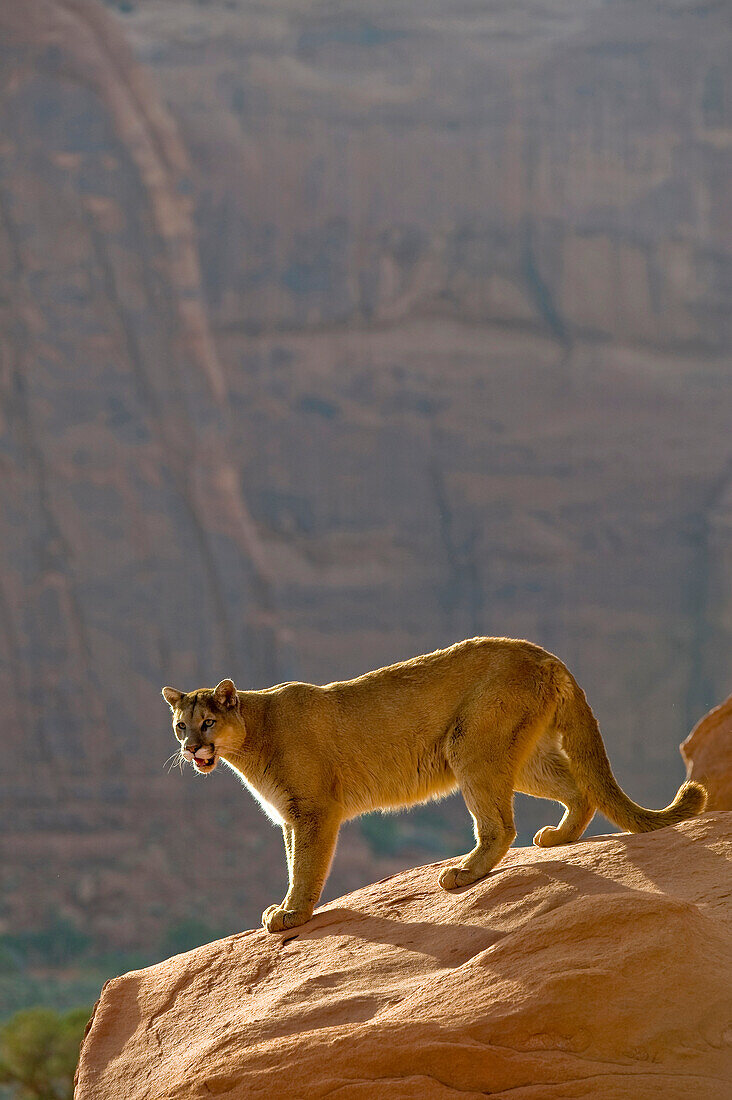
[
  {"left": 262, "top": 906, "right": 312, "bottom": 933},
  {"left": 438, "top": 866, "right": 478, "bottom": 891},
  {"left": 533, "top": 826, "right": 562, "bottom": 847}
]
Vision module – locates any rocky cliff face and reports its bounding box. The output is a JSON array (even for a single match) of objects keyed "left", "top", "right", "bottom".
[
  {"left": 117, "top": 0, "right": 732, "bottom": 752},
  {"left": 1, "top": 0, "right": 731, "bottom": 946},
  {"left": 127, "top": 0, "right": 732, "bottom": 350},
  {"left": 75, "top": 813, "right": 732, "bottom": 1100},
  {"left": 0, "top": 0, "right": 292, "bottom": 946}
]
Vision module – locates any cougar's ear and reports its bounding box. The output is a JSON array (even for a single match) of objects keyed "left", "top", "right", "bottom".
[
  {"left": 162, "top": 686, "right": 185, "bottom": 709},
  {"left": 214, "top": 679, "right": 238, "bottom": 708}
]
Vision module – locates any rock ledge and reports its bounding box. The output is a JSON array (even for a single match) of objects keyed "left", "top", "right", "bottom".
[
  {"left": 76, "top": 813, "right": 732, "bottom": 1099},
  {"left": 682, "top": 697, "right": 732, "bottom": 812}
]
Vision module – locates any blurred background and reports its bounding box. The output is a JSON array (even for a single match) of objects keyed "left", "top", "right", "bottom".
[{"left": 0, "top": 0, "right": 730, "bottom": 1050}]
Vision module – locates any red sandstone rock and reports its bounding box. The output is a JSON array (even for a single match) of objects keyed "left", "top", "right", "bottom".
[
  {"left": 75, "top": 813, "right": 732, "bottom": 1100},
  {"left": 682, "top": 699, "right": 732, "bottom": 812}
]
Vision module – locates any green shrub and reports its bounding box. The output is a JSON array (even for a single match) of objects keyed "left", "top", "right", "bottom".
[{"left": 0, "top": 1005, "right": 90, "bottom": 1100}]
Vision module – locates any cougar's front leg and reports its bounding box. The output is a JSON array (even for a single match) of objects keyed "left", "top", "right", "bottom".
[
  {"left": 262, "top": 810, "right": 340, "bottom": 933},
  {"left": 261, "top": 823, "right": 294, "bottom": 928},
  {"left": 283, "top": 821, "right": 294, "bottom": 877}
]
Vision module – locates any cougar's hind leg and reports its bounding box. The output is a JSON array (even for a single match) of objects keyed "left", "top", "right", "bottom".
[
  {"left": 517, "top": 746, "right": 594, "bottom": 847},
  {"left": 438, "top": 770, "right": 517, "bottom": 890},
  {"left": 439, "top": 694, "right": 558, "bottom": 889}
]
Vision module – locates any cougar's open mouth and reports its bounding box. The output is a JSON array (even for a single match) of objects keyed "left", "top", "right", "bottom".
[{"left": 192, "top": 754, "right": 216, "bottom": 771}]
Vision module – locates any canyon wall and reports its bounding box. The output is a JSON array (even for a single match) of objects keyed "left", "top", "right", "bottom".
[{"left": 0, "top": 0, "right": 730, "bottom": 944}]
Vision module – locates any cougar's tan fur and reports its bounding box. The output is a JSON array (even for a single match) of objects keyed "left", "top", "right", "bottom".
[{"left": 163, "top": 637, "right": 707, "bottom": 933}]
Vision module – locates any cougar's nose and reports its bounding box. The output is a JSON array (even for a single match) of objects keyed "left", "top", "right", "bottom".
[{"left": 183, "top": 742, "right": 200, "bottom": 760}]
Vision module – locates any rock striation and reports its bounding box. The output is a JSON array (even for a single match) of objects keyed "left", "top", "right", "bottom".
[
  {"left": 75, "top": 813, "right": 732, "bottom": 1100},
  {"left": 682, "top": 697, "right": 732, "bottom": 812}
]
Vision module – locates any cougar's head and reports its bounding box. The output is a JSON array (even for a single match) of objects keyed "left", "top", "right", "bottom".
[{"left": 162, "top": 679, "right": 242, "bottom": 774}]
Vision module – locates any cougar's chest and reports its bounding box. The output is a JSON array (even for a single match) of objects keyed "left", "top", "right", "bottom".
[{"left": 222, "top": 757, "right": 286, "bottom": 825}]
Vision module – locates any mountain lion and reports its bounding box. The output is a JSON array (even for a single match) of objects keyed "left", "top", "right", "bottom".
[{"left": 163, "top": 637, "right": 707, "bottom": 932}]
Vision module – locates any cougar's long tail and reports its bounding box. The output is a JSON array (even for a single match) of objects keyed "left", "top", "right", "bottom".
[{"left": 554, "top": 669, "right": 707, "bottom": 833}]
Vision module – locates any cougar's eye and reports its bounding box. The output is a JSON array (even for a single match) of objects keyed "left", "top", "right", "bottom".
[
  {"left": 176, "top": 721, "right": 186, "bottom": 732},
  {"left": 202, "top": 718, "right": 215, "bottom": 730}
]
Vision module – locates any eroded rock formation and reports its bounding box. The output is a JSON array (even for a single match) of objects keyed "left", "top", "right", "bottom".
[
  {"left": 682, "top": 697, "right": 732, "bottom": 811},
  {"left": 75, "top": 813, "right": 732, "bottom": 1100}
]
